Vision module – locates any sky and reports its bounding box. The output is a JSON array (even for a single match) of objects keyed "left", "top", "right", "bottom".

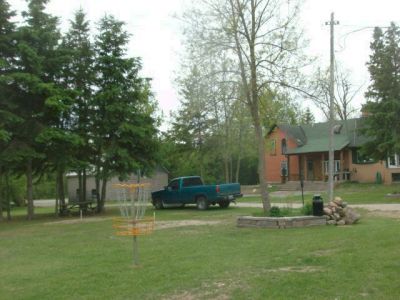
[{"left": 7, "top": 0, "right": 400, "bottom": 125}]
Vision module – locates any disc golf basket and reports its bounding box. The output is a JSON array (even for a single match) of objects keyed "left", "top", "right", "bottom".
[{"left": 112, "top": 183, "right": 154, "bottom": 266}]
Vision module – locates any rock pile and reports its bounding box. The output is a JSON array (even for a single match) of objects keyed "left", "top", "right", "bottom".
[{"left": 323, "top": 197, "right": 360, "bottom": 225}]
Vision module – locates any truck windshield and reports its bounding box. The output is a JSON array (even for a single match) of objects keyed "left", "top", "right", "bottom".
[{"left": 182, "top": 177, "right": 203, "bottom": 187}]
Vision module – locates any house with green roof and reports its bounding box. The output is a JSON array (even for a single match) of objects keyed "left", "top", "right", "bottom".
[{"left": 265, "top": 118, "right": 400, "bottom": 184}]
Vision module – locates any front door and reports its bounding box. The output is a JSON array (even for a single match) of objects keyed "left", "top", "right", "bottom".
[{"left": 307, "top": 160, "right": 314, "bottom": 181}]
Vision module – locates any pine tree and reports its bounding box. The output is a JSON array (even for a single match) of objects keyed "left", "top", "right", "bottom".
[
  {"left": 363, "top": 23, "right": 400, "bottom": 159},
  {"left": 5, "top": 0, "right": 62, "bottom": 219},
  {"left": 0, "top": 0, "right": 17, "bottom": 221},
  {"left": 61, "top": 9, "right": 95, "bottom": 206},
  {"left": 93, "top": 15, "right": 158, "bottom": 212},
  {"left": 301, "top": 107, "right": 315, "bottom": 125}
]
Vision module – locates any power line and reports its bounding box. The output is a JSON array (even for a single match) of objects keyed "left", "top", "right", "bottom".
[{"left": 337, "top": 26, "right": 391, "bottom": 52}]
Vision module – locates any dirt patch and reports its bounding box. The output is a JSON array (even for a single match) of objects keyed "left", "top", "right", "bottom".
[
  {"left": 266, "top": 266, "right": 321, "bottom": 273},
  {"left": 311, "top": 249, "right": 337, "bottom": 257},
  {"left": 163, "top": 279, "right": 241, "bottom": 300},
  {"left": 156, "top": 220, "right": 222, "bottom": 230},
  {"left": 44, "top": 217, "right": 111, "bottom": 225},
  {"left": 44, "top": 218, "right": 222, "bottom": 228}
]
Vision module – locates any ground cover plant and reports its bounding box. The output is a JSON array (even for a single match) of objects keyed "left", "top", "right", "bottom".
[{"left": 1, "top": 206, "right": 400, "bottom": 299}]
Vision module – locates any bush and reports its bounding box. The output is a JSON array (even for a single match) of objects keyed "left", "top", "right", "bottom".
[
  {"left": 0, "top": 176, "right": 25, "bottom": 207},
  {"left": 301, "top": 201, "right": 313, "bottom": 216},
  {"left": 269, "top": 206, "right": 281, "bottom": 217}
]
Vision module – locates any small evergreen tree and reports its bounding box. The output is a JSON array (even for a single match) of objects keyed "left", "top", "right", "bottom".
[{"left": 363, "top": 23, "right": 400, "bottom": 160}]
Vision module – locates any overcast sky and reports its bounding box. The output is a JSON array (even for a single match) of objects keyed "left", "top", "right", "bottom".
[{"left": 8, "top": 0, "right": 400, "bottom": 125}]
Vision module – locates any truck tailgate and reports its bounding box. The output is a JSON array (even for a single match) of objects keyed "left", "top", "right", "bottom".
[{"left": 218, "top": 183, "right": 241, "bottom": 197}]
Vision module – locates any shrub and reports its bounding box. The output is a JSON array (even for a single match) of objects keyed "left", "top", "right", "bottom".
[
  {"left": 269, "top": 206, "right": 281, "bottom": 217},
  {"left": 301, "top": 201, "right": 313, "bottom": 216}
]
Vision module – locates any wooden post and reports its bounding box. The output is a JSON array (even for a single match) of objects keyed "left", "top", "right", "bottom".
[{"left": 340, "top": 150, "right": 344, "bottom": 181}]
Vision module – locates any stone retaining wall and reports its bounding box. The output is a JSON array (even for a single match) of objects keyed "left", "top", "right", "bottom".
[{"left": 237, "top": 216, "right": 327, "bottom": 229}]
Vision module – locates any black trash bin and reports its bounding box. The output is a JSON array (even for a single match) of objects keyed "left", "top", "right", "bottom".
[{"left": 312, "top": 194, "right": 324, "bottom": 216}]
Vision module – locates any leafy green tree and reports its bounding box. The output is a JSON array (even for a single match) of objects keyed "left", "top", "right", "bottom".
[
  {"left": 4, "top": 0, "right": 62, "bottom": 219},
  {"left": 180, "top": 0, "right": 307, "bottom": 212},
  {"left": 92, "top": 15, "right": 158, "bottom": 212},
  {"left": 0, "top": 0, "right": 16, "bottom": 221},
  {"left": 260, "top": 89, "right": 301, "bottom": 129},
  {"left": 61, "top": 9, "right": 95, "bottom": 207},
  {"left": 363, "top": 23, "right": 400, "bottom": 159},
  {"left": 300, "top": 107, "right": 315, "bottom": 125}
]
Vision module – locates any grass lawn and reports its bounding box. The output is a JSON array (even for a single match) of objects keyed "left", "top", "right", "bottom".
[
  {"left": 240, "top": 183, "right": 400, "bottom": 205},
  {"left": 1, "top": 206, "right": 400, "bottom": 299}
]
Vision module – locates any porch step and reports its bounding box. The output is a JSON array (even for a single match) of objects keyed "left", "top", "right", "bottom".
[{"left": 277, "top": 181, "right": 329, "bottom": 192}]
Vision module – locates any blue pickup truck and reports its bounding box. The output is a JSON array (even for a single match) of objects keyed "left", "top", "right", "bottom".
[{"left": 151, "top": 176, "right": 242, "bottom": 210}]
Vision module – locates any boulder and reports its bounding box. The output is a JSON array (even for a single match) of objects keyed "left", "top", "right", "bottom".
[
  {"left": 329, "top": 201, "right": 338, "bottom": 208},
  {"left": 334, "top": 197, "right": 343, "bottom": 206},
  {"left": 342, "top": 202, "right": 348, "bottom": 208},
  {"left": 323, "top": 207, "right": 332, "bottom": 215},
  {"left": 344, "top": 207, "right": 361, "bottom": 225},
  {"left": 333, "top": 213, "right": 341, "bottom": 220},
  {"left": 327, "top": 220, "right": 337, "bottom": 225},
  {"left": 336, "top": 220, "right": 346, "bottom": 226},
  {"left": 337, "top": 207, "right": 345, "bottom": 217}
]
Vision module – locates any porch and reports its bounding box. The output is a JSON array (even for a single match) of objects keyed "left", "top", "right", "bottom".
[{"left": 286, "top": 150, "right": 351, "bottom": 182}]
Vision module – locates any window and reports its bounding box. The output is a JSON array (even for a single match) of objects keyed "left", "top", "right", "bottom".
[
  {"left": 324, "top": 160, "right": 341, "bottom": 175},
  {"left": 168, "top": 180, "right": 179, "bottom": 190},
  {"left": 392, "top": 173, "right": 400, "bottom": 182},
  {"left": 269, "top": 139, "right": 276, "bottom": 155},
  {"left": 388, "top": 154, "right": 400, "bottom": 168},
  {"left": 352, "top": 149, "right": 376, "bottom": 164},
  {"left": 281, "top": 139, "right": 287, "bottom": 154},
  {"left": 182, "top": 177, "right": 203, "bottom": 187}
]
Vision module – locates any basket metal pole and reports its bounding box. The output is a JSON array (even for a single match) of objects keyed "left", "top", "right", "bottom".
[{"left": 133, "top": 235, "right": 139, "bottom": 266}]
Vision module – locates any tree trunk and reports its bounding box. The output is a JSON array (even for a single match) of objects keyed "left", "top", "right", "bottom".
[
  {"left": 82, "top": 168, "right": 87, "bottom": 202},
  {"left": 224, "top": 156, "right": 229, "bottom": 183},
  {"left": 249, "top": 1, "right": 269, "bottom": 212},
  {"left": 235, "top": 121, "right": 243, "bottom": 183},
  {"left": 55, "top": 176, "right": 59, "bottom": 216},
  {"left": 0, "top": 167, "right": 3, "bottom": 222},
  {"left": 99, "top": 177, "right": 107, "bottom": 213},
  {"left": 26, "top": 159, "right": 34, "bottom": 220},
  {"left": 95, "top": 175, "right": 100, "bottom": 210},
  {"left": 78, "top": 170, "right": 83, "bottom": 203},
  {"left": 255, "top": 120, "right": 270, "bottom": 212},
  {"left": 57, "top": 169, "right": 66, "bottom": 212},
  {"left": 229, "top": 0, "right": 269, "bottom": 211},
  {"left": 5, "top": 174, "right": 11, "bottom": 221}
]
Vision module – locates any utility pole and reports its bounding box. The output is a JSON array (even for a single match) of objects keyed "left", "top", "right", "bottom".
[{"left": 326, "top": 13, "right": 339, "bottom": 201}]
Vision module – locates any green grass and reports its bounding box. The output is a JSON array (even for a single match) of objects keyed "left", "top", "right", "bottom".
[
  {"left": 240, "top": 183, "right": 400, "bottom": 204},
  {"left": 1, "top": 206, "right": 400, "bottom": 299}
]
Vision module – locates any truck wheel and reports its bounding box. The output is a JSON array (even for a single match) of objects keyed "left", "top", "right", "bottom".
[
  {"left": 154, "top": 199, "right": 164, "bottom": 210},
  {"left": 196, "top": 197, "right": 209, "bottom": 210},
  {"left": 219, "top": 200, "right": 230, "bottom": 208}
]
